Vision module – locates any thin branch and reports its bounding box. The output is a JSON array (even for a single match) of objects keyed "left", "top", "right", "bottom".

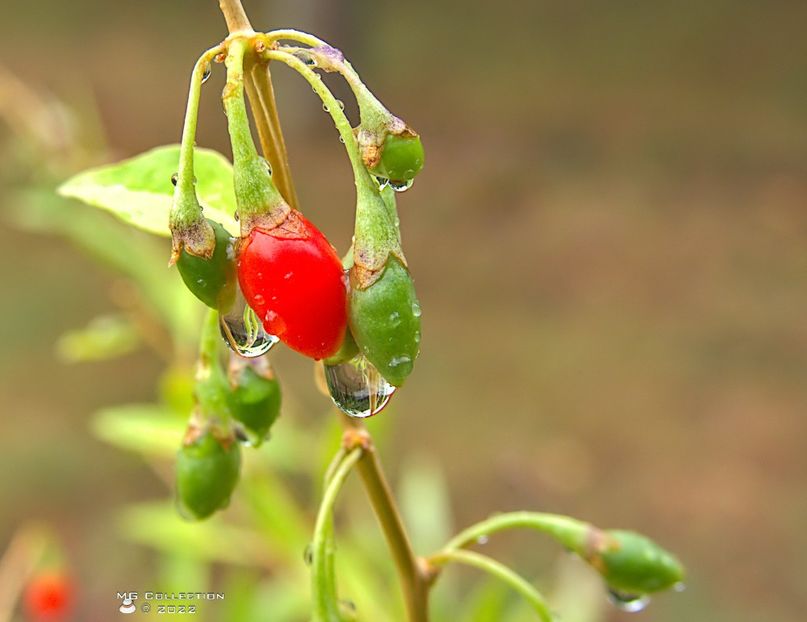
[
  {"left": 347, "top": 429, "right": 430, "bottom": 622},
  {"left": 218, "top": 0, "right": 252, "bottom": 33},
  {"left": 428, "top": 549, "right": 553, "bottom": 622}
]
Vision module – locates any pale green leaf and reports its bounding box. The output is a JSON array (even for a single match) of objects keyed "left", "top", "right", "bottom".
[
  {"left": 91, "top": 403, "right": 185, "bottom": 457},
  {"left": 117, "top": 502, "right": 272, "bottom": 566},
  {"left": 57, "top": 145, "right": 238, "bottom": 236},
  {"left": 57, "top": 314, "right": 140, "bottom": 362}
]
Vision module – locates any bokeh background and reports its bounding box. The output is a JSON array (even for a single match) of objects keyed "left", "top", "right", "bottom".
[{"left": 2, "top": 1, "right": 807, "bottom": 621}]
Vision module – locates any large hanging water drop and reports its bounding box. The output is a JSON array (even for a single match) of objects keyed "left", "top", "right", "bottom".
[
  {"left": 324, "top": 355, "right": 395, "bottom": 418},
  {"left": 219, "top": 291, "right": 278, "bottom": 358},
  {"left": 607, "top": 589, "right": 650, "bottom": 613}
]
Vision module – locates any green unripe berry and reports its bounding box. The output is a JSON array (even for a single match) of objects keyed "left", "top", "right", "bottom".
[
  {"left": 349, "top": 257, "right": 421, "bottom": 386},
  {"left": 371, "top": 133, "right": 424, "bottom": 183},
  {"left": 176, "top": 219, "right": 236, "bottom": 309},
  {"left": 595, "top": 530, "right": 685, "bottom": 595},
  {"left": 176, "top": 427, "right": 241, "bottom": 520},
  {"left": 226, "top": 359, "right": 281, "bottom": 446}
]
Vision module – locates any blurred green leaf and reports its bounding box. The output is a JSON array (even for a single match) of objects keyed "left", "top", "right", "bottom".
[
  {"left": 398, "top": 454, "right": 453, "bottom": 553},
  {"left": 118, "top": 502, "right": 272, "bottom": 566},
  {"left": 57, "top": 145, "right": 238, "bottom": 237},
  {"left": 10, "top": 186, "right": 201, "bottom": 348},
  {"left": 57, "top": 314, "right": 140, "bottom": 362},
  {"left": 91, "top": 403, "right": 185, "bottom": 457},
  {"left": 459, "top": 579, "right": 510, "bottom": 622}
]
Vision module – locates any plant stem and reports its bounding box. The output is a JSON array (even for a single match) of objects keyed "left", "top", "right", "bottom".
[
  {"left": 219, "top": 0, "right": 252, "bottom": 33},
  {"left": 443, "top": 512, "right": 591, "bottom": 554},
  {"left": 349, "top": 430, "right": 430, "bottom": 622},
  {"left": 215, "top": 5, "right": 429, "bottom": 621},
  {"left": 175, "top": 47, "right": 220, "bottom": 199},
  {"left": 311, "top": 447, "right": 362, "bottom": 622},
  {"left": 261, "top": 49, "right": 377, "bottom": 198},
  {"left": 247, "top": 62, "right": 300, "bottom": 209},
  {"left": 428, "top": 549, "right": 554, "bottom": 622},
  {"left": 195, "top": 308, "right": 229, "bottom": 419},
  {"left": 219, "top": 0, "right": 299, "bottom": 209}
]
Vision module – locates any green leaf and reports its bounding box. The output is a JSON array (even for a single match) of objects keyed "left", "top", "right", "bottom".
[
  {"left": 58, "top": 145, "right": 238, "bottom": 236},
  {"left": 91, "top": 403, "right": 185, "bottom": 457},
  {"left": 57, "top": 314, "right": 140, "bottom": 362},
  {"left": 118, "top": 502, "right": 272, "bottom": 566},
  {"left": 399, "top": 454, "right": 453, "bottom": 553}
]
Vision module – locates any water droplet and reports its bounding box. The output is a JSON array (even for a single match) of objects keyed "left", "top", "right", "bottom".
[
  {"left": 673, "top": 582, "right": 686, "bottom": 593},
  {"left": 170, "top": 172, "right": 178, "bottom": 186},
  {"left": 375, "top": 176, "right": 390, "bottom": 190},
  {"left": 219, "top": 291, "right": 279, "bottom": 358},
  {"left": 607, "top": 589, "right": 650, "bottom": 613},
  {"left": 336, "top": 99, "right": 345, "bottom": 111},
  {"left": 261, "top": 158, "right": 272, "bottom": 175},
  {"left": 201, "top": 63, "right": 211, "bottom": 84},
  {"left": 322, "top": 103, "right": 330, "bottom": 113},
  {"left": 339, "top": 135, "right": 345, "bottom": 144},
  {"left": 411, "top": 302, "right": 422, "bottom": 318},
  {"left": 303, "top": 543, "right": 313, "bottom": 566},
  {"left": 476, "top": 535, "right": 489, "bottom": 545},
  {"left": 389, "top": 355, "right": 411, "bottom": 369},
  {"left": 324, "top": 355, "right": 396, "bottom": 418},
  {"left": 293, "top": 51, "right": 317, "bottom": 67},
  {"left": 390, "top": 179, "right": 414, "bottom": 193}
]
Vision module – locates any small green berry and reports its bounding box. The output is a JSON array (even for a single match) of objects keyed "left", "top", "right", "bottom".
[
  {"left": 176, "top": 219, "right": 236, "bottom": 309},
  {"left": 176, "top": 426, "right": 241, "bottom": 520},
  {"left": 371, "top": 133, "right": 424, "bottom": 183},
  {"left": 593, "top": 530, "right": 685, "bottom": 595}
]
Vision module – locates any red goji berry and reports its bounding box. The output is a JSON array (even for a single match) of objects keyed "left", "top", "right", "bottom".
[{"left": 237, "top": 210, "right": 347, "bottom": 360}]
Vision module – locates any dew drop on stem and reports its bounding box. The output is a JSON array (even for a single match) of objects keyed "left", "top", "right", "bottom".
[
  {"left": 324, "top": 355, "right": 395, "bottom": 418},
  {"left": 201, "top": 63, "right": 212, "bottom": 84},
  {"left": 607, "top": 589, "right": 650, "bottom": 613},
  {"left": 303, "top": 543, "right": 313, "bottom": 566},
  {"left": 171, "top": 172, "right": 178, "bottom": 186},
  {"left": 476, "top": 535, "right": 489, "bottom": 545},
  {"left": 219, "top": 289, "right": 279, "bottom": 358}
]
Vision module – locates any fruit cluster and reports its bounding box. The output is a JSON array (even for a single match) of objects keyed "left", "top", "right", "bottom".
[{"left": 168, "top": 32, "right": 424, "bottom": 519}]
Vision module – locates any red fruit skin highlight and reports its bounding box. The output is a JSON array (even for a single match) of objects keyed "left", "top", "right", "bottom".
[{"left": 238, "top": 211, "right": 347, "bottom": 360}]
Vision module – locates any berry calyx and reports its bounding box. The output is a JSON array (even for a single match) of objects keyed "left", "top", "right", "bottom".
[
  {"left": 237, "top": 210, "right": 347, "bottom": 360},
  {"left": 176, "top": 218, "right": 236, "bottom": 309}
]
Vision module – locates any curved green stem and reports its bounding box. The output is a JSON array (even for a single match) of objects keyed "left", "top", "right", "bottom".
[
  {"left": 263, "top": 29, "right": 393, "bottom": 129},
  {"left": 260, "top": 49, "right": 377, "bottom": 200},
  {"left": 175, "top": 45, "right": 222, "bottom": 200},
  {"left": 224, "top": 38, "right": 286, "bottom": 226},
  {"left": 170, "top": 45, "right": 223, "bottom": 234},
  {"left": 324, "top": 446, "right": 348, "bottom": 487},
  {"left": 429, "top": 549, "right": 553, "bottom": 622},
  {"left": 311, "top": 447, "right": 362, "bottom": 622},
  {"left": 444, "top": 512, "right": 591, "bottom": 555}
]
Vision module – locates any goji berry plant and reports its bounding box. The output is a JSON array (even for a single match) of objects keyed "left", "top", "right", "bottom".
[{"left": 40, "top": 1, "right": 685, "bottom": 620}]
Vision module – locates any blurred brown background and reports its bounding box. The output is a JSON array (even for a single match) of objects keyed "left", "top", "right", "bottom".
[{"left": 2, "top": 1, "right": 807, "bottom": 621}]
